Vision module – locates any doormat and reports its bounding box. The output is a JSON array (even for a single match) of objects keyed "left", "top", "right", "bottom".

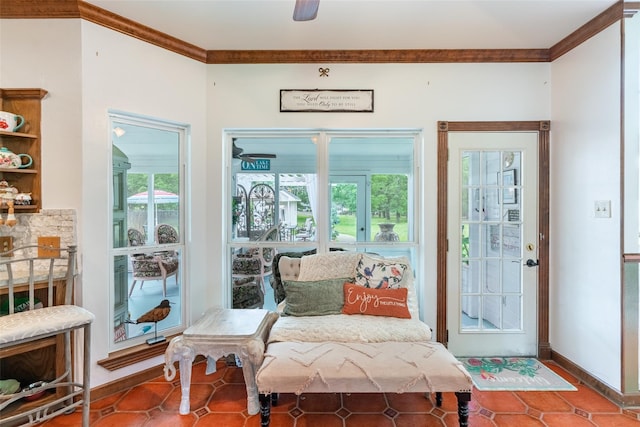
[{"left": 458, "top": 357, "right": 577, "bottom": 391}]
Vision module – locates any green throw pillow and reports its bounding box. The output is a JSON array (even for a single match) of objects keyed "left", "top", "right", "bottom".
[{"left": 282, "top": 277, "right": 350, "bottom": 316}]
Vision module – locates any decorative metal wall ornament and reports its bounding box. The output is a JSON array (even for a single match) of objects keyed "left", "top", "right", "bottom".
[{"left": 319, "top": 67, "right": 330, "bottom": 77}]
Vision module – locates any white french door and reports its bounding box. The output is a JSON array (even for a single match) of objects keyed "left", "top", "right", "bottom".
[
  {"left": 447, "top": 132, "right": 539, "bottom": 357},
  {"left": 330, "top": 176, "right": 367, "bottom": 242}
]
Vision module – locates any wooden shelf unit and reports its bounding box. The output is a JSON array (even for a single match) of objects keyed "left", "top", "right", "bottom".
[{"left": 0, "top": 88, "right": 47, "bottom": 212}]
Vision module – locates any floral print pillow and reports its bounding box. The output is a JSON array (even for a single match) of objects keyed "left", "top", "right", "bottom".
[{"left": 354, "top": 254, "right": 409, "bottom": 289}]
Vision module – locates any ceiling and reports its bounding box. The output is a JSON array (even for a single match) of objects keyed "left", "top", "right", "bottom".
[{"left": 83, "top": 0, "right": 619, "bottom": 51}]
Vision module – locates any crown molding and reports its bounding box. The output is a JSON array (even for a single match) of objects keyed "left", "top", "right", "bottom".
[
  {"left": 0, "top": 0, "right": 629, "bottom": 64},
  {"left": 0, "top": 0, "right": 80, "bottom": 18},
  {"left": 76, "top": 1, "right": 207, "bottom": 62},
  {"left": 207, "top": 49, "right": 550, "bottom": 64},
  {"left": 550, "top": 1, "right": 624, "bottom": 61}
]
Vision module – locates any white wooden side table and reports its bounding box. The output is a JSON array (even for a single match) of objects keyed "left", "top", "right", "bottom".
[{"left": 163, "top": 308, "right": 277, "bottom": 415}]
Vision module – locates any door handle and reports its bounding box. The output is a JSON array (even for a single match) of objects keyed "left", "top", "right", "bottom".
[{"left": 525, "top": 259, "right": 539, "bottom": 267}]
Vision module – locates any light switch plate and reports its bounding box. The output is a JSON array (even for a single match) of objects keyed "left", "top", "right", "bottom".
[
  {"left": 38, "top": 236, "right": 61, "bottom": 257},
  {"left": 0, "top": 236, "right": 13, "bottom": 257},
  {"left": 594, "top": 200, "right": 611, "bottom": 218}
]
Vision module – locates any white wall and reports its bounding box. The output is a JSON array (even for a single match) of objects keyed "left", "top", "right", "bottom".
[
  {"left": 0, "top": 19, "right": 83, "bottom": 210},
  {"left": 80, "top": 21, "right": 208, "bottom": 387},
  {"left": 206, "top": 62, "right": 551, "bottom": 330},
  {"left": 550, "top": 23, "right": 622, "bottom": 390},
  {"left": 1, "top": 19, "right": 209, "bottom": 388}
]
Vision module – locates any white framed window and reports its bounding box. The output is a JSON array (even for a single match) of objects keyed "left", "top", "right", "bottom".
[
  {"left": 226, "top": 129, "right": 421, "bottom": 311},
  {"left": 109, "top": 111, "right": 187, "bottom": 350}
]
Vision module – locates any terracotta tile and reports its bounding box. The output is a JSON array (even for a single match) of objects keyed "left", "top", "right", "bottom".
[
  {"left": 541, "top": 413, "right": 597, "bottom": 426},
  {"left": 345, "top": 413, "right": 395, "bottom": 426},
  {"left": 386, "top": 392, "right": 435, "bottom": 412},
  {"left": 558, "top": 385, "right": 621, "bottom": 413},
  {"left": 242, "top": 398, "right": 298, "bottom": 426},
  {"left": 342, "top": 392, "right": 388, "bottom": 413},
  {"left": 190, "top": 360, "right": 227, "bottom": 383},
  {"left": 295, "top": 413, "right": 344, "bottom": 427},
  {"left": 473, "top": 391, "right": 527, "bottom": 413},
  {"left": 146, "top": 410, "right": 199, "bottom": 426},
  {"left": 92, "top": 412, "right": 149, "bottom": 426},
  {"left": 222, "top": 366, "right": 246, "bottom": 384},
  {"left": 590, "top": 413, "right": 640, "bottom": 426},
  {"left": 38, "top": 410, "right": 101, "bottom": 426},
  {"left": 434, "top": 392, "right": 465, "bottom": 412},
  {"left": 297, "top": 393, "right": 341, "bottom": 413},
  {"left": 492, "top": 414, "right": 546, "bottom": 426},
  {"left": 49, "top": 349, "right": 635, "bottom": 427},
  {"left": 163, "top": 383, "right": 214, "bottom": 413},
  {"left": 264, "top": 412, "right": 296, "bottom": 426},
  {"left": 194, "top": 412, "right": 246, "bottom": 426},
  {"left": 91, "top": 390, "right": 127, "bottom": 409},
  {"left": 207, "top": 383, "right": 249, "bottom": 412},
  {"left": 542, "top": 362, "right": 580, "bottom": 385},
  {"left": 443, "top": 412, "right": 495, "bottom": 427},
  {"left": 115, "top": 382, "right": 174, "bottom": 411},
  {"left": 266, "top": 392, "right": 298, "bottom": 414},
  {"left": 466, "top": 413, "right": 497, "bottom": 427},
  {"left": 395, "top": 413, "right": 449, "bottom": 426},
  {"left": 514, "top": 391, "right": 574, "bottom": 412}
]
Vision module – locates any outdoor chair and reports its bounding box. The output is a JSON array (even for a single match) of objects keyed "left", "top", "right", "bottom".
[
  {"left": 232, "top": 224, "right": 280, "bottom": 308},
  {"left": 295, "top": 217, "right": 314, "bottom": 241},
  {"left": 128, "top": 228, "right": 179, "bottom": 297}
]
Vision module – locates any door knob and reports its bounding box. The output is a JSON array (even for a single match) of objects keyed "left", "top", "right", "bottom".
[{"left": 525, "top": 259, "right": 539, "bottom": 267}]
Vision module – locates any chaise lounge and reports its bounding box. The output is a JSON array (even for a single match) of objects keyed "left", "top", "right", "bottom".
[{"left": 255, "top": 251, "right": 473, "bottom": 427}]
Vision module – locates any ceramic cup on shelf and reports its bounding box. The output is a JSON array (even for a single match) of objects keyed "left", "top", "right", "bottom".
[
  {"left": 0, "top": 147, "right": 32, "bottom": 169},
  {"left": 0, "top": 111, "right": 25, "bottom": 132}
]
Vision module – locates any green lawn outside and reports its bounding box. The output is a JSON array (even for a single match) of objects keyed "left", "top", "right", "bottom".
[
  {"left": 297, "top": 213, "right": 408, "bottom": 241},
  {"left": 296, "top": 213, "right": 408, "bottom": 241}
]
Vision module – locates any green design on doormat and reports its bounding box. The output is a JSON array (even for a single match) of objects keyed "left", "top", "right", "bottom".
[
  {"left": 462, "top": 357, "right": 539, "bottom": 380},
  {"left": 458, "top": 357, "right": 577, "bottom": 391}
]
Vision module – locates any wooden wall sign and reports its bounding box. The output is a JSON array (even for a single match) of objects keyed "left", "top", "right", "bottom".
[{"left": 280, "top": 89, "right": 374, "bottom": 112}]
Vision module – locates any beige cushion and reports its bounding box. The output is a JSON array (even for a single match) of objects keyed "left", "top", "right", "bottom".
[
  {"left": 267, "top": 314, "right": 432, "bottom": 343},
  {"left": 257, "top": 341, "right": 473, "bottom": 395},
  {"left": 297, "top": 252, "right": 360, "bottom": 281},
  {"left": 0, "top": 305, "right": 94, "bottom": 346}
]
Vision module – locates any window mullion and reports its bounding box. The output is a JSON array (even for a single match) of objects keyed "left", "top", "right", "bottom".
[{"left": 317, "top": 132, "right": 329, "bottom": 253}]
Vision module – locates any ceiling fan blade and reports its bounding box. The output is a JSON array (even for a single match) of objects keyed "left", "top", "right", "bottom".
[{"left": 293, "top": 0, "right": 319, "bottom": 21}]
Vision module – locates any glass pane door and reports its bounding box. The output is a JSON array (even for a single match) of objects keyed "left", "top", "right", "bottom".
[
  {"left": 330, "top": 176, "right": 366, "bottom": 242},
  {"left": 447, "top": 131, "right": 538, "bottom": 357}
]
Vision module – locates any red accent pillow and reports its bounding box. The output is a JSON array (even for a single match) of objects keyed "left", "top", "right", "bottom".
[{"left": 342, "top": 282, "right": 411, "bottom": 318}]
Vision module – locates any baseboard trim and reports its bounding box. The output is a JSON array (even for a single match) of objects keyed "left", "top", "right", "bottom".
[
  {"left": 90, "top": 351, "right": 640, "bottom": 409},
  {"left": 551, "top": 350, "right": 640, "bottom": 407},
  {"left": 90, "top": 355, "right": 206, "bottom": 402}
]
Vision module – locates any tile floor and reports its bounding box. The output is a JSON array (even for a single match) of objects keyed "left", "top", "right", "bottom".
[{"left": 40, "top": 358, "right": 640, "bottom": 427}]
